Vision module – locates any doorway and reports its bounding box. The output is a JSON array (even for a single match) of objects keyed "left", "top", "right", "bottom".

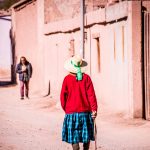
[{"left": 0, "top": 16, "right": 12, "bottom": 85}]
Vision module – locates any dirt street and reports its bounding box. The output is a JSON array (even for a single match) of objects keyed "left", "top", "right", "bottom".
[{"left": 0, "top": 85, "right": 150, "bottom": 150}]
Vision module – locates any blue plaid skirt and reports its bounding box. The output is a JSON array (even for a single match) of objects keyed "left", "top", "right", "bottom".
[{"left": 62, "top": 112, "right": 95, "bottom": 144}]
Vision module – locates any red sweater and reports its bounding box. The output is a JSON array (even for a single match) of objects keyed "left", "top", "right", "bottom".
[{"left": 60, "top": 73, "right": 98, "bottom": 114}]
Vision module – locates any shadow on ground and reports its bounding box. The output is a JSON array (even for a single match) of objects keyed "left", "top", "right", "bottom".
[{"left": 0, "top": 81, "right": 16, "bottom": 87}]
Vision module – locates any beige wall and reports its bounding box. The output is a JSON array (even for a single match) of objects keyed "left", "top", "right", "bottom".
[
  {"left": 42, "top": 1, "right": 135, "bottom": 117},
  {"left": 12, "top": 1, "right": 39, "bottom": 92},
  {"left": 44, "top": 0, "right": 108, "bottom": 24},
  {"left": 131, "top": 1, "right": 143, "bottom": 118},
  {"left": 12, "top": 0, "right": 144, "bottom": 118}
]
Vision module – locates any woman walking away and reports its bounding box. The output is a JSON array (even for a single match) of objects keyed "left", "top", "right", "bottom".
[
  {"left": 60, "top": 55, "right": 98, "bottom": 150},
  {"left": 16, "top": 56, "right": 32, "bottom": 100}
]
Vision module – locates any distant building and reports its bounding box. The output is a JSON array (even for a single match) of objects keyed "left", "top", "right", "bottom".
[{"left": 11, "top": 0, "right": 150, "bottom": 120}]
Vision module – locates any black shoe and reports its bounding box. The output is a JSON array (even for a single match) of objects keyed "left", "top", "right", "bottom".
[
  {"left": 20, "top": 97, "right": 24, "bottom": 100},
  {"left": 25, "top": 95, "right": 29, "bottom": 99}
]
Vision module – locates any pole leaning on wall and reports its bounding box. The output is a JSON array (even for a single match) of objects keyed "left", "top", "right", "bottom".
[{"left": 80, "top": 0, "right": 85, "bottom": 58}]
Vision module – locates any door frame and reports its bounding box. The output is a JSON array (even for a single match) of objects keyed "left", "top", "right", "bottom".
[{"left": 142, "top": 10, "right": 150, "bottom": 120}]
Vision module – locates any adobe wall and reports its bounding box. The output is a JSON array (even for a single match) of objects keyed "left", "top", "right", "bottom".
[
  {"left": 12, "top": 0, "right": 144, "bottom": 118},
  {"left": 12, "top": 1, "right": 40, "bottom": 92},
  {"left": 43, "top": 1, "right": 134, "bottom": 116}
]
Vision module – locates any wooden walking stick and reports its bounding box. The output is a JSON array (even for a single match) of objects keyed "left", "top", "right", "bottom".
[{"left": 94, "top": 119, "right": 97, "bottom": 150}]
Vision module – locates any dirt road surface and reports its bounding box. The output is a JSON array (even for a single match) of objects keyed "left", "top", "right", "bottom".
[{"left": 0, "top": 85, "right": 150, "bottom": 150}]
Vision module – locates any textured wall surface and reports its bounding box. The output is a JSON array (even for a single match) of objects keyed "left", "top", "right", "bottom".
[
  {"left": 13, "top": 1, "right": 39, "bottom": 91},
  {"left": 12, "top": 0, "right": 150, "bottom": 118},
  {"left": 44, "top": 0, "right": 109, "bottom": 23}
]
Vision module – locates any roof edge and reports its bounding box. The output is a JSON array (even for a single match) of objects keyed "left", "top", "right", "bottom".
[{"left": 11, "top": 0, "right": 33, "bottom": 9}]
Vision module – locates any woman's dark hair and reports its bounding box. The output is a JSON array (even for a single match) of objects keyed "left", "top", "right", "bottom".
[{"left": 20, "top": 56, "right": 29, "bottom": 65}]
